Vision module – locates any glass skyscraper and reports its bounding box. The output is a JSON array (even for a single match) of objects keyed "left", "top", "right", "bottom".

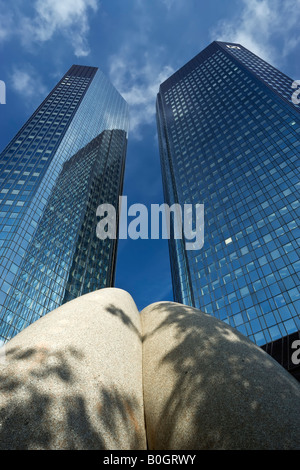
[
  {"left": 0, "top": 65, "right": 129, "bottom": 343},
  {"left": 156, "top": 42, "right": 299, "bottom": 355}
]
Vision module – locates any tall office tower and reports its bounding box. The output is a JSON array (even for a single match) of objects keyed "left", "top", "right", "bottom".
[
  {"left": 156, "top": 41, "right": 300, "bottom": 375},
  {"left": 0, "top": 65, "right": 129, "bottom": 343}
]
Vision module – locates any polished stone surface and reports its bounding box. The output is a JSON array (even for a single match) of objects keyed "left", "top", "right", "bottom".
[
  {"left": 141, "top": 301, "right": 300, "bottom": 450},
  {"left": 0, "top": 288, "right": 146, "bottom": 450},
  {"left": 1, "top": 290, "right": 299, "bottom": 450}
]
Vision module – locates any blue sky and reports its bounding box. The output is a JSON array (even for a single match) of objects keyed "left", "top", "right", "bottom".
[{"left": 0, "top": 0, "right": 299, "bottom": 310}]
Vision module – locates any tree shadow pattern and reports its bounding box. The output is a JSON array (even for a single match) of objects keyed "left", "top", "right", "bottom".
[
  {"left": 0, "top": 303, "right": 145, "bottom": 450},
  {"left": 142, "top": 302, "right": 300, "bottom": 450},
  {"left": 1, "top": 299, "right": 299, "bottom": 450}
]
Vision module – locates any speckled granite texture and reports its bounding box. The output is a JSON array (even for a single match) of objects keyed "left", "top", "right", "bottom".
[
  {"left": 0, "top": 289, "right": 299, "bottom": 450},
  {"left": 141, "top": 301, "right": 300, "bottom": 450},
  {"left": 0, "top": 288, "right": 146, "bottom": 450}
]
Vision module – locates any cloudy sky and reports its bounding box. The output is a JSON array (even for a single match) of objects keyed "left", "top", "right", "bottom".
[{"left": 0, "top": 0, "right": 299, "bottom": 310}]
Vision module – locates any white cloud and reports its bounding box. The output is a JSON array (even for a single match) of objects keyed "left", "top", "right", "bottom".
[
  {"left": 0, "top": 9, "right": 14, "bottom": 42},
  {"left": 0, "top": 0, "right": 98, "bottom": 57},
  {"left": 162, "top": 0, "right": 176, "bottom": 10},
  {"left": 161, "top": 0, "right": 185, "bottom": 12},
  {"left": 108, "top": 0, "right": 175, "bottom": 138},
  {"left": 109, "top": 50, "right": 174, "bottom": 139},
  {"left": 10, "top": 66, "right": 48, "bottom": 105},
  {"left": 211, "top": 0, "right": 300, "bottom": 65}
]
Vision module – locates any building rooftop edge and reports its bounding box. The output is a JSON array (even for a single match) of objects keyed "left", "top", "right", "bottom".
[{"left": 157, "top": 40, "right": 245, "bottom": 94}]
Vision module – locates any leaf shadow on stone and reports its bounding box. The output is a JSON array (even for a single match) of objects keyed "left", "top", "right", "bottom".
[
  {"left": 106, "top": 303, "right": 142, "bottom": 341},
  {"left": 0, "top": 342, "right": 144, "bottom": 450},
  {"left": 142, "top": 302, "right": 300, "bottom": 450}
]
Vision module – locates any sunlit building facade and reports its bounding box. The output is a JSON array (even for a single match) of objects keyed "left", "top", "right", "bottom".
[
  {"left": 0, "top": 65, "right": 129, "bottom": 343},
  {"left": 156, "top": 42, "right": 300, "bottom": 354}
]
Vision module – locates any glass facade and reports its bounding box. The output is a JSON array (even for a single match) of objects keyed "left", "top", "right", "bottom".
[
  {"left": 0, "top": 65, "right": 129, "bottom": 343},
  {"left": 156, "top": 41, "right": 300, "bottom": 347}
]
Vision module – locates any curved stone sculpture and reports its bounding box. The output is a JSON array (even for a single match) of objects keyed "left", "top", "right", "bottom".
[
  {"left": 141, "top": 301, "right": 300, "bottom": 450},
  {"left": 0, "top": 288, "right": 146, "bottom": 450},
  {"left": 0, "top": 289, "right": 299, "bottom": 450}
]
